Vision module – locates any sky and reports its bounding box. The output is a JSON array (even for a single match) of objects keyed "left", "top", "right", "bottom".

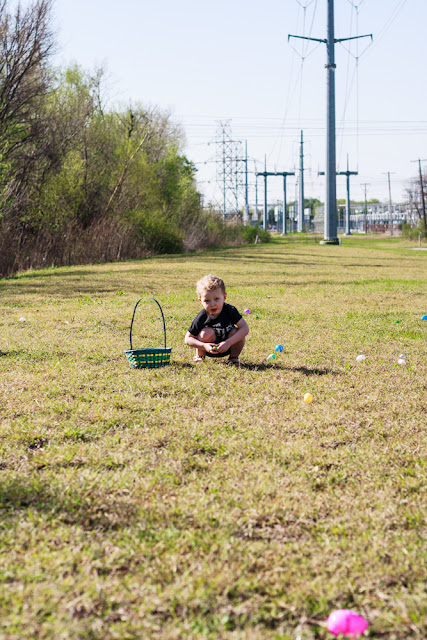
[{"left": 52, "top": 0, "right": 427, "bottom": 209}]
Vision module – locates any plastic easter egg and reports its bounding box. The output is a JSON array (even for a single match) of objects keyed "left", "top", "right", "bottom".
[
  {"left": 356, "top": 354, "right": 366, "bottom": 362},
  {"left": 422, "top": 315, "right": 427, "bottom": 320},
  {"left": 267, "top": 353, "right": 276, "bottom": 361},
  {"left": 326, "top": 609, "right": 368, "bottom": 638},
  {"left": 274, "top": 344, "right": 283, "bottom": 353},
  {"left": 19, "top": 317, "right": 26, "bottom": 322},
  {"left": 303, "top": 393, "right": 313, "bottom": 403},
  {"left": 243, "top": 308, "right": 250, "bottom": 314},
  {"left": 399, "top": 354, "right": 405, "bottom": 359},
  {"left": 397, "top": 358, "right": 406, "bottom": 365}
]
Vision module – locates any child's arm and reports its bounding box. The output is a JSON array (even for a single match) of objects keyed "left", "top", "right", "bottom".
[
  {"left": 214, "top": 318, "right": 249, "bottom": 353},
  {"left": 184, "top": 331, "right": 215, "bottom": 352}
]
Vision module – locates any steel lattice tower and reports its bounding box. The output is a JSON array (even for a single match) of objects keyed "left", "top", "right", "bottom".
[{"left": 215, "top": 121, "right": 244, "bottom": 216}]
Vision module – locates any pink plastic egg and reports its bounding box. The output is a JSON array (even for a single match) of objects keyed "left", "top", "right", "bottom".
[{"left": 327, "top": 609, "right": 368, "bottom": 638}]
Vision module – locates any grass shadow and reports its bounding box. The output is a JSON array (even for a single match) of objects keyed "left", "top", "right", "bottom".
[
  {"left": 3, "top": 268, "right": 97, "bottom": 281},
  {"left": 171, "top": 362, "right": 195, "bottom": 369},
  {"left": 0, "top": 476, "right": 138, "bottom": 531}
]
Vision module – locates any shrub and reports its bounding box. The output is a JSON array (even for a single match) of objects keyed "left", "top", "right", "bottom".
[
  {"left": 402, "top": 220, "right": 427, "bottom": 240},
  {"left": 127, "top": 210, "right": 184, "bottom": 255},
  {"left": 242, "top": 225, "right": 271, "bottom": 243}
]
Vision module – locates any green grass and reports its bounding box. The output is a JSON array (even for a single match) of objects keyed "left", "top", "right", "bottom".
[{"left": 0, "top": 234, "right": 426, "bottom": 639}]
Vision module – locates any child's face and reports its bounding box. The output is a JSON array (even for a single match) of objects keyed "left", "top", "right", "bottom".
[{"left": 199, "top": 287, "right": 226, "bottom": 318}]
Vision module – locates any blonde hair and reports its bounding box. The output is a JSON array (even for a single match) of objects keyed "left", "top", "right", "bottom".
[{"left": 196, "top": 274, "right": 226, "bottom": 297}]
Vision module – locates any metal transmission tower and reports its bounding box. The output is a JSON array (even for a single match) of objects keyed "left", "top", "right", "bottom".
[
  {"left": 243, "top": 141, "right": 249, "bottom": 224},
  {"left": 235, "top": 140, "right": 250, "bottom": 223},
  {"left": 319, "top": 155, "right": 358, "bottom": 236},
  {"left": 338, "top": 159, "right": 358, "bottom": 236},
  {"left": 254, "top": 161, "right": 259, "bottom": 223},
  {"left": 256, "top": 161, "right": 295, "bottom": 233},
  {"left": 215, "top": 121, "right": 244, "bottom": 216},
  {"left": 298, "top": 130, "right": 304, "bottom": 233},
  {"left": 234, "top": 139, "right": 245, "bottom": 212},
  {"left": 289, "top": 0, "right": 372, "bottom": 245}
]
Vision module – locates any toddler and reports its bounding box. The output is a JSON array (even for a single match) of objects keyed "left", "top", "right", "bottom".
[{"left": 185, "top": 274, "right": 249, "bottom": 367}]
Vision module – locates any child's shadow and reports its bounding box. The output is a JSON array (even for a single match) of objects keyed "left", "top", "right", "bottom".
[
  {"left": 240, "top": 362, "right": 336, "bottom": 376},
  {"left": 172, "top": 362, "right": 337, "bottom": 376},
  {"left": 171, "top": 362, "right": 194, "bottom": 369},
  {"left": 239, "top": 362, "right": 285, "bottom": 371}
]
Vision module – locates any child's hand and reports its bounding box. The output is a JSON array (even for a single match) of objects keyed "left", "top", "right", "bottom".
[
  {"left": 213, "top": 340, "right": 229, "bottom": 354},
  {"left": 205, "top": 343, "right": 218, "bottom": 354}
]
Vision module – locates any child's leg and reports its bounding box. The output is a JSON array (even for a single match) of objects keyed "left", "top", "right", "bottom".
[
  {"left": 195, "top": 328, "right": 216, "bottom": 359},
  {"left": 228, "top": 328, "right": 245, "bottom": 362}
]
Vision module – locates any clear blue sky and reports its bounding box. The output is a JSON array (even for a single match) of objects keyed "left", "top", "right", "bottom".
[{"left": 53, "top": 0, "right": 427, "bottom": 208}]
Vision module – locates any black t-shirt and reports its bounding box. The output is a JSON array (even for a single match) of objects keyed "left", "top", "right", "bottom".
[{"left": 188, "top": 303, "right": 242, "bottom": 342}]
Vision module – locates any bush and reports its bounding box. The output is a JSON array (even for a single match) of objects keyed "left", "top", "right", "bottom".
[
  {"left": 242, "top": 225, "right": 271, "bottom": 243},
  {"left": 402, "top": 220, "right": 427, "bottom": 240},
  {"left": 127, "top": 210, "right": 184, "bottom": 255}
]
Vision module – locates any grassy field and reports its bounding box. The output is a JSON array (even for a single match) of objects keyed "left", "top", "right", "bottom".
[{"left": 0, "top": 234, "right": 426, "bottom": 640}]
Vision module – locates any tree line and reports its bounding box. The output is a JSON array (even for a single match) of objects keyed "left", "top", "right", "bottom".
[{"left": 0, "top": 0, "right": 245, "bottom": 277}]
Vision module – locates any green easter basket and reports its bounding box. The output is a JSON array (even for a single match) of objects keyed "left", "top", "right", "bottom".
[{"left": 125, "top": 297, "right": 172, "bottom": 369}]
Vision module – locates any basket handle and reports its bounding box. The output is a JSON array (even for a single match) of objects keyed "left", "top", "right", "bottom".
[{"left": 129, "top": 297, "right": 167, "bottom": 350}]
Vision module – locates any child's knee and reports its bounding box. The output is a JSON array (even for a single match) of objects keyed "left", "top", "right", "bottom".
[
  {"left": 198, "top": 328, "right": 215, "bottom": 343},
  {"left": 229, "top": 328, "right": 245, "bottom": 344}
]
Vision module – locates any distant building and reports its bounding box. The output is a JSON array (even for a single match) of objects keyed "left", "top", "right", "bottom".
[{"left": 313, "top": 203, "right": 416, "bottom": 234}]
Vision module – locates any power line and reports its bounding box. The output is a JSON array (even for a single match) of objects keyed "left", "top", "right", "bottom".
[
  {"left": 269, "top": 0, "right": 319, "bottom": 167},
  {"left": 363, "top": 0, "right": 408, "bottom": 57}
]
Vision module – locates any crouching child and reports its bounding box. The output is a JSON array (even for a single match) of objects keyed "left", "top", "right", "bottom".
[{"left": 184, "top": 274, "right": 249, "bottom": 367}]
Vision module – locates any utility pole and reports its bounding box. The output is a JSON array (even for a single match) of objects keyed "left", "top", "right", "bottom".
[
  {"left": 387, "top": 172, "right": 393, "bottom": 236},
  {"left": 282, "top": 172, "right": 295, "bottom": 234},
  {"left": 298, "top": 130, "right": 304, "bottom": 232},
  {"left": 264, "top": 155, "right": 268, "bottom": 229},
  {"left": 289, "top": 0, "right": 372, "bottom": 245},
  {"left": 325, "top": 0, "right": 336, "bottom": 243},
  {"left": 338, "top": 156, "right": 358, "bottom": 236},
  {"left": 256, "top": 165, "right": 295, "bottom": 234},
  {"left": 243, "top": 140, "right": 249, "bottom": 224},
  {"left": 361, "top": 183, "right": 369, "bottom": 234},
  {"left": 222, "top": 127, "right": 226, "bottom": 215},
  {"left": 382, "top": 172, "right": 395, "bottom": 236},
  {"left": 411, "top": 158, "right": 427, "bottom": 228},
  {"left": 254, "top": 161, "right": 258, "bottom": 224},
  {"left": 319, "top": 155, "right": 357, "bottom": 236}
]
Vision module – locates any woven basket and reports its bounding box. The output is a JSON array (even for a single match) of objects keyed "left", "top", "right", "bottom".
[{"left": 125, "top": 297, "right": 172, "bottom": 369}]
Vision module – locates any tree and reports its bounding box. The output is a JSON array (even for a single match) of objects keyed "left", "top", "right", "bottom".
[
  {"left": 0, "top": 7, "right": 238, "bottom": 275},
  {"left": 0, "top": 0, "right": 55, "bottom": 217}
]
